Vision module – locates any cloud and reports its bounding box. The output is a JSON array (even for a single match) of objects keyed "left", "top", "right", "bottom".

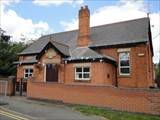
[
  {"left": 60, "top": 0, "right": 160, "bottom": 63},
  {"left": 150, "top": 13, "right": 160, "bottom": 63},
  {"left": 0, "top": 1, "right": 53, "bottom": 43},
  {"left": 0, "top": 0, "right": 20, "bottom": 5},
  {"left": 61, "top": 0, "right": 148, "bottom": 30},
  {"left": 33, "top": 0, "right": 84, "bottom": 6}
]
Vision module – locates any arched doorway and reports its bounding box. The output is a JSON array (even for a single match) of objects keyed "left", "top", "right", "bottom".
[{"left": 45, "top": 64, "right": 58, "bottom": 82}]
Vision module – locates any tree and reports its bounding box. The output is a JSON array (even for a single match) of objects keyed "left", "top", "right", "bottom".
[{"left": 0, "top": 28, "right": 27, "bottom": 76}]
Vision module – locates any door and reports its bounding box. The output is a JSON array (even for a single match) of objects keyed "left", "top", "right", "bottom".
[{"left": 46, "top": 64, "right": 58, "bottom": 82}]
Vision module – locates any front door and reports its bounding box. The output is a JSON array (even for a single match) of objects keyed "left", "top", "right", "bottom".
[{"left": 46, "top": 64, "right": 58, "bottom": 82}]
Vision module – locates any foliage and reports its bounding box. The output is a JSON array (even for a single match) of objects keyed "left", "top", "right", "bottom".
[
  {"left": 71, "top": 105, "right": 160, "bottom": 120},
  {"left": 0, "top": 31, "right": 27, "bottom": 76}
]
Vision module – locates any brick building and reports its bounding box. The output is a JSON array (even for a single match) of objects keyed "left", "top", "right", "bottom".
[{"left": 15, "top": 6, "right": 160, "bottom": 114}]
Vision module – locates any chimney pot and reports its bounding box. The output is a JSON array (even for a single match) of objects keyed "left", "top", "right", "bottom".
[{"left": 85, "top": 5, "right": 88, "bottom": 9}]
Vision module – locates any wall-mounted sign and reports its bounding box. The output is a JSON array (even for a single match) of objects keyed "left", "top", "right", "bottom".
[{"left": 138, "top": 53, "right": 145, "bottom": 57}]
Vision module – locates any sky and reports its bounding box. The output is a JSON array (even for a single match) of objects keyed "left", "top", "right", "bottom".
[{"left": 0, "top": 0, "right": 160, "bottom": 63}]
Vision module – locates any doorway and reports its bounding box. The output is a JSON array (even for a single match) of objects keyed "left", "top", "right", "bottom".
[
  {"left": 15, "top": 79, "right": 27, "bottom": 96},
  {"left": 45, "top": 64, "right": 58, "bottom": 82}
]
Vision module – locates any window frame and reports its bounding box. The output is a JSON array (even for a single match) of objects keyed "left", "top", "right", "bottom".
[
  {"left": 24, "top": 68, "right": 33, "bottom": 78},
  {"left": 75, "top": 66, "right": 91, "bottom": 81},
  {"left": 119, "top": 52, "right": 130, "bottom": 76}
]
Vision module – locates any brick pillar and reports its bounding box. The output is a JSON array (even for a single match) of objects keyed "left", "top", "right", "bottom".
[{"left": 8, "top": 76, "right": 16, "bottom": 96}]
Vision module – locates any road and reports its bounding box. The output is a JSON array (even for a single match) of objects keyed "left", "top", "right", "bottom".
[
  {"left": 0, "top": 96, "right": 103, "bottom": 120},
  {"left": 0, "top": 108, "right": 32, "bottom": 120}
]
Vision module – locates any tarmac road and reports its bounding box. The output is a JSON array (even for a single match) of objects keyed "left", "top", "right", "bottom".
[{"left": 0, "top": 96, "right": 104, "bottom": 120}]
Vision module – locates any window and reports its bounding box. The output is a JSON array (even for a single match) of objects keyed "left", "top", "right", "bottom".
[
  {"left": 119, "top": 52, "right": 130, "bottom": 75},
  {"left": 24, "top": 68, "right": 33, "bottom": 78},
  {"left": 75, "top": 67, "right": 90, "bottom": 80}
]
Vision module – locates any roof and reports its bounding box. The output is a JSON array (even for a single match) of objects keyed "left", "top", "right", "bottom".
[
  {"left": 70, "top": 47, "right": 104, "bottom": 59},
  {"left": 19, "top": 17, "right": 149, "bottom": 56},
  {"left": 50, "top": 40, "right": 70, "bottom": 56},
  {"left": 64, "top": 47, "right": 116, "bottom": 64},
  {"left": 13, "top": 56, "right": 37, "bottom": 65},
  {"left": 17, "top": 17, "right": 151, "bottom": 65},
  {"left": 19, "top": 38, "right": 70, "bottom": 56},
  {"left": 89, "top": 18, "right": 149, "bottom": 47}
]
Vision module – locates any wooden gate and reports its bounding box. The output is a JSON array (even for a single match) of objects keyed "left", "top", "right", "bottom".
[{"left": 15, "top": 79, "right": 27, "bottom": 96}]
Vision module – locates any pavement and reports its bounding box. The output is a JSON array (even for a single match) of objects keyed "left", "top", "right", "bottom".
[{"left": 0, "top": 96, "right": 105, "bottom": 120}]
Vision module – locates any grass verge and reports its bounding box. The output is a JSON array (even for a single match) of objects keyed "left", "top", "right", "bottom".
[{"left": 71, "top": 105, "right": 160, "bottom": 120}]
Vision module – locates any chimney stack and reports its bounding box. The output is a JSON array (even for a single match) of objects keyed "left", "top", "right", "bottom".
[{"left": 77, "top": 5, "right": 90, "bottom": 47}]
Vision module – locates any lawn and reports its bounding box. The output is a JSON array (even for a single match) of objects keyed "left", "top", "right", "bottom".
[{"left": 71, "top": 105, "right": 160, "bottom": 120}]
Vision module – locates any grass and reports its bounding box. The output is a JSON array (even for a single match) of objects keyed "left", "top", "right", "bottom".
[{"left": 71, "top": 105, "right": 160, "bottom": 120}]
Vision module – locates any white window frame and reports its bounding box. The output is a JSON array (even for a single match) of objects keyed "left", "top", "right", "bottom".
[
  {"left": 119, "top": 52, "right": 130, "bottom": 75},
  {"left": 44, "top": 64, "right": 46, "bottom": 82},
  {"left": 75, "top": 66, "right": 90, "bottom": 81},
  {"left": 24, "top": 68, "right": 33, "bottom": 78}
]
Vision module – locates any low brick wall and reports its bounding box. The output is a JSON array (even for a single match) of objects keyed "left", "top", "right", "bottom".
[
  {"left": 27, "top": 80, "right": 160, "bottom": 115},
  {"left": 0, "top": 77, "right": 15, "bottom": 96}
]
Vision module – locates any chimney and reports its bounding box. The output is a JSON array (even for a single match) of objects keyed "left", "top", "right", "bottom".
[{"left": 77, "top": 5, "right": 90, "bottom": 47}]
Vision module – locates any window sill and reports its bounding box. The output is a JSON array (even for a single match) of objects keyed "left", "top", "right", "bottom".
[
  {"left": 43, "top": 81, "right": 63, "bottom": 84},
  {"left": 118, "top": 74, "right": 131, "bottom": 78},
  {"left": 45, "top": 81, "right": 59, "bottom": 83},
  {"left": 74, "top": 79, "right": 91, "bottom": 83}
]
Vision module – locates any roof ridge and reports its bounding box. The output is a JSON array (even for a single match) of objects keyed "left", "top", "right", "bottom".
[
  {"left": 88, "top": 48, "right": 103, "bottom": 57},
  {"left": 90, "top": 17, "right": 148, "bottom": 29},
  {"left": 81, "top": 48, "right": 90, "bottom": 56},
  {"left": 40, "top": 17, "right": 148, "bottom": 37},
  {"left": 50, "top": 40, "right": 69, "bottom": 47},
  {"left": 82, "top": 47, "right": 103, "bottom": 57},
  {"left": 41, "top": 29, "right": 77, "bottom": 39}
]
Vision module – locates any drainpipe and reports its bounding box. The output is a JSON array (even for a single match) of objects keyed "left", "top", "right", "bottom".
[
  {"left": 115, "top": 66, "right": 118, "bottom": 87},
  {"left": 19, "top": 78, "right": 23, "bottom": 96},
  {"left": 64, "top": 60, "right": 67, "bottom": 83}
]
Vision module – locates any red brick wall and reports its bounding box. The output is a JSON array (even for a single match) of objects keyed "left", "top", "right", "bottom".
[
  {"left": 64, "top": 62, "right": 116, "bottom": 85},
  {"left": 0, "top": 79, "right": 14, "bottom": 96},
  {"left": 17, "top": 43, "right": 154, "bottom": 88},
  {"left": 99, "top": 43, "right": 154, "bottom": 88},
  {"left": 17, "top": 48, "right": 62, "bottom": 83},
  {"left": 27, "top": 80, "right": 160, "bottom": 115}
]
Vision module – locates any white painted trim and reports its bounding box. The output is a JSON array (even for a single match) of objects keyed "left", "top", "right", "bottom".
[
  {"left": 75, "top": 78, "right": 91, "bottom": 81},
  {"left": 24, "top": 68, "right": 33, "bottom": 78},
  {"left": 75, "top": 66, "right": 91, "bottom": 81},
  {"left": 23, "top": 65, "right": 33, "bottom": 69},
  {"left": 44, "top": 64, "right": 46, "bottom": 82},
  {"left": 117, "top": 48, "right": 131, "bottom": 52},
  {"left": 119, "top": 52, "right": 130, "bottom": 76},
  {"left": 74, "top": 63, "right": 91, "bottom": 67}
]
